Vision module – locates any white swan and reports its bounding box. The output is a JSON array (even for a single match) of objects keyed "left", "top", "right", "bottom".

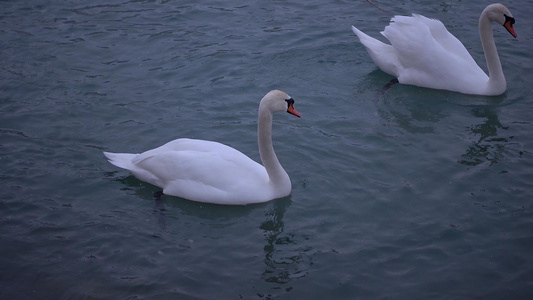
[
  {"left": 351, "top": 3, "right": 517, "bottom": 96},
  {"left": 104, "top": 90, "right": 301, "bottom": 205}
]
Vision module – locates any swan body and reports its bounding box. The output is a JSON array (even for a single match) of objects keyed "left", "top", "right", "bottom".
[
  {"left": 104, "top": 90, "right": 301, "bottom": 205},
  {"left": 351, "top": 3, "right": 517, "bottom": 95}
]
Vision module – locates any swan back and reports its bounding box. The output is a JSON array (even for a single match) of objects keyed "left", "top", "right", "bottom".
[{"left": 380, "top": 14, "right": 488, "bottom": 92}]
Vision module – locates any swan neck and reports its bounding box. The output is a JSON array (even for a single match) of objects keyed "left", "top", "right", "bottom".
[
  {"left": 257, "top": 108, "right": 288, "bottom": 185},
  {"left": 479, "top": 11, "right": 505, "bottom": 86}
]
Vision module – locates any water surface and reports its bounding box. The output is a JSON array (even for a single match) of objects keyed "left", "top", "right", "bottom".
[{"left": 1, "top": 0, "right": 532, "bottom": 299}]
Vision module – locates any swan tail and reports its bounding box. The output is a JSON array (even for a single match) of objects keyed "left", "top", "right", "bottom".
[
  {"left": 351, "top": 25, "right": 400, "bottom": 77},
  {"left": 351, "top": 25, "right": 386, "bottom": 50},
  {"left": 103, "top": 151, "right": 138, "bottom": 171}
]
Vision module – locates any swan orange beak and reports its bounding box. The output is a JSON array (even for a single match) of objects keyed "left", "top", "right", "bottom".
[
  {"left": 287, "top": 104, "right": 301, "bottom": 118},
  {"left": 503, "top": 17, "right": 517, "bottom": 38}
]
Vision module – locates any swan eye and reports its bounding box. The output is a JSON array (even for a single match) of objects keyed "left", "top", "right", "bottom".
[
  {"left": 504, "top": 14, "right": 515, "bottom": 26},
  {"left": 285, "top": 98, "right": 295, "bottom": 107}
]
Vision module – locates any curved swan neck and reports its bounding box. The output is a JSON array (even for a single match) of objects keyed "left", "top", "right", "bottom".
[
  {"left": 479, "top": 9, "right": 505, "bottom": 88},
  {"left": 257, "top": 107, "right": 288, "bottom": 185}
]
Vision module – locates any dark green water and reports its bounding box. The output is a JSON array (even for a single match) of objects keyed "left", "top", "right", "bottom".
[{"left": 1, "top": 0, "right": 532, "bottom": 299}]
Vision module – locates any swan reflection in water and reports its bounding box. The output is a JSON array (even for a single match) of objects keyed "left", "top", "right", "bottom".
[
  {"left": 459, "top": 108, "right": 514, "bottom": 167},
  {"left": 111, "top": 178, "right": 312, "bottom": 289},
  {"left": 259, "top": 198, "right": 311, "bottom": 288}
]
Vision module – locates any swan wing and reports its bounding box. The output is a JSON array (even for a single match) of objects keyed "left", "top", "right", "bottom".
[
  {"left": 412, "top": 14, "right": 473, "bottom": 59},
  {"left": 381, "top": 14, "right": 488, "bottom": 91}
]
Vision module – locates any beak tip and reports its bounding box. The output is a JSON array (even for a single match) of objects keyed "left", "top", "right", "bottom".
[
  {"left": 287, "top": 106, "right": 301, "bottom": 118},
  {"left": 504, "top": 23, "right": 517, "bottom": 38}
]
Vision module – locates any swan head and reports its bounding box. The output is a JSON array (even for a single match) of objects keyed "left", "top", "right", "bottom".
[
  {"left": 484, "top": 3, "right": 516, "bottom": 38},
  {"left": 260, "top": 90, "right": 301, "bottom": 118}
]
